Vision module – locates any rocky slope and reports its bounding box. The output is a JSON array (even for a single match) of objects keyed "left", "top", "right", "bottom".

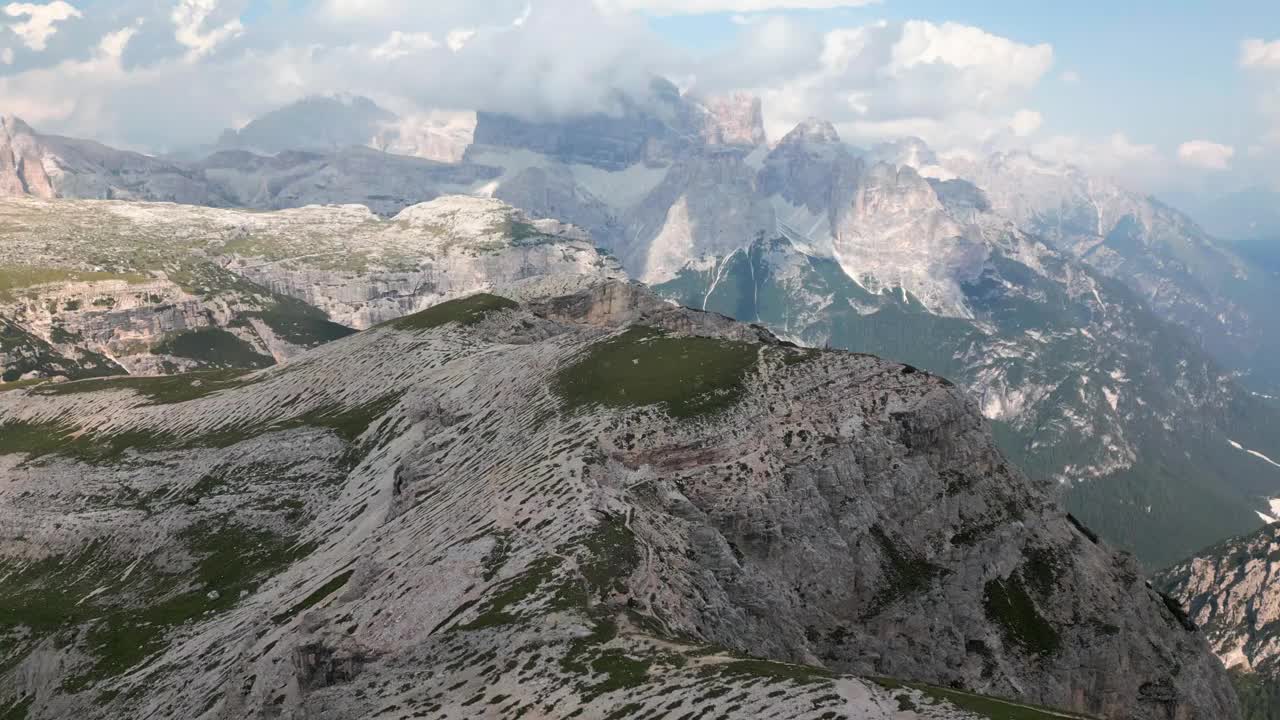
[
  {"left": 201, "top": 95, "right": 475, "bottom": 164},
  {"left": 0, "top": 195, "right": 619, "bottom": 380},
  {"left": 1158, "top": 525, "right": 1280, "bottom": 676},
  {"left": 0, "top": 114, "right": 495, "bottom": 215},
  {"left": 1157, "top": 525, "right": 1280, "bottom": 720},
  {"left": 7, "top": 91, "right": 1280, "bottom": 569},
  {"left": 618, "top": 121, "right": 1280, "bottom": 569},
  {"left": 213, "top": 95, "right": 397, "bottom": 156},
  {"left": 0, "top": 281, "right": 1239, "bottom": 719},
  {"left": 941, "top": 150, "right": 1280, "bottom": 397}
]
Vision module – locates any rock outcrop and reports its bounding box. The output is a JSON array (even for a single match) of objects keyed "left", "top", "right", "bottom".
[
  {"left": 1159, "top": 524, "right": 1280, "bottom": 675},
  {"left": 0, "top": 281, "right": 1240, "bottom": 719},
  {"left": 0, "top": 195, "right": 620, "bottom": 380},
  {"left": 0, "top": 116, "right": 54, "bottom": 198}
]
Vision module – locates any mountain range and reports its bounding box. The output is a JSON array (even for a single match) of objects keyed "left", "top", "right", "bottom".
[
  {"left": 0, "top": 274, "right": 1240, "bottom": 719},
  {"left": 3, "top": 84, "right": 1280, "bottom": 717},
  {"left": 5, "top": 88, "right": 1279, "bottom": 570}
]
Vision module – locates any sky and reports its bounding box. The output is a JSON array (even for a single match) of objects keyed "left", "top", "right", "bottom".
[{"left": 2, "top": 0, "right": 1279, "bottom": 197}]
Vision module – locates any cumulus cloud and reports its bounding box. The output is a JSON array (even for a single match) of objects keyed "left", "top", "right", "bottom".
[
  {"left": 1009, "top": 109, "right": 1042, "bottom": 137},
  {"left": 0, "top": 0, "right": 672, "bottom": 148},
  {"left": 4, "top": 1, "right": 81, "bottom": 51},
  {"left": 599, "top": 0, "right": 880, "bottom": 13},
  {"left": 1241, "top": 38, "right": 1280, "bottom": 69},
  {"left": 171, "top": 0, "right": 243, "bottom": 60},
  {"left": 370, "top": 31, "right": 439, "bottom": 60},
  {"left": 1177, "top": 140, "right": 1235, "bottom": 170},
  {"left": 1031, "top": 132, "right": 1166, "bottom": 186},
  {"left": 691, "top": 17, "right": 1053, "bottom": 148},
  {"left": 446, "top": 28, "right": 475, "bottom": 52},
  {"left": 0, "top": 0, "right": 1061, "bottom": 158}
]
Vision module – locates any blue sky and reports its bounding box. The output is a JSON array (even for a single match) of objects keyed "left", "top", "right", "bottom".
[
  {"left": 646, "top": 1, "right": 1275, "bottom": 151},
  {"left": 2, "top": 0, "right": 1279, "bottom": 193}
]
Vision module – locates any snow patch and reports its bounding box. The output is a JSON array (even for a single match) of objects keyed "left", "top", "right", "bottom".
[{"left": 1228, "top": 439, "right": 1280, "bottom": 469}]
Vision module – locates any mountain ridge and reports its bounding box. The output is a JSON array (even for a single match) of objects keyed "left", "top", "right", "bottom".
[{"left": 0, "top": 279, "right": 1241, "bottom": 719}]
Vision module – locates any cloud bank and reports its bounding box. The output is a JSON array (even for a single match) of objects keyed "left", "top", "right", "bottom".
[{"left": 0, "top": 0, "right": 1240, "bottom": 194}]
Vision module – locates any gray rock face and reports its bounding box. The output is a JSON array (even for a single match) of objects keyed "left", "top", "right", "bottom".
[
  {"left": 1159, "top": 524, "right": 1280, "bottom": 676},
  {"left": 0, "top": 116, "right": 54, "bottom": 198},
  {"left": 0, "top": 280, "right": 1240, "bottom": 719},
  {"left": 0, "top": 114, "right": 499, "bottom": 217},
  {"left": 696, "top": 93, "right": 768, "bottom": 146},
  {"left": 941, "top": 149, "right": 1280, "bottom": 397},
  {"left": 214, "top": 94, "right": 397, "bottom": 155}
]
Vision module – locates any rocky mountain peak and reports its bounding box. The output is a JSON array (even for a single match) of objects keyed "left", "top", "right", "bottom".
[
  {"left": 696, "top": 92, "right": 767, "bottom": 147},
  {"left": 779, "top": 117, "right": 841, "bottom": 146},
  {"left": 870, "top": 136, "right": 939, "bottom": 169},
  {"left": 0, "top": 113, "right": 54, "bottom": 199},
  {"left": 214, "top": 94, "right": 398, "bottom": 155}
]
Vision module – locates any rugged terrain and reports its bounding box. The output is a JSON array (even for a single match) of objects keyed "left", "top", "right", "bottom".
[
  {"left": 5, "top": 86, "right": 1280, "bottom": 568},
  {"left": 1158, "top": 525, "right": 1280, "bottom": 719},
  {"left": 944, "top": 149, "right": 1280, "bottom": 398},
  {"left": 0, "top": 195, "right": 618, "bottom": 379},
  {"left": 0, "top": 113, "right": 494, "bottom": 216},
  {"left": 0, "top": 281, "right": 1239, "bottom": 719}
]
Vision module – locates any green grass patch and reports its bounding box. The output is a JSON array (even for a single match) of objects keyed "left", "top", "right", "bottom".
[
  {"left": 387, "top": 293, "right": 518, "bottom": 332},
  {"left": 457, "top": 557, "right": 566, "bottom": 630},
  {"left": 0, "top": 421, "right": 177, "bottom": 460},
  {"left": 272, "top": 570, "right": 355, "bottom": 625},
  {"left": 0, "top": 522, "right": 312, "bottom": 692},
  {"left": 151, "top": 328, "right": 274, "bottom": 370},
  {"left": 864, "top": 526, "right": 944, "bottom": 617},
  {"left": 0, "top": 694, "right": 33, "bottom": 720},
  {"left": 63, "top": 522, "right": 313, "bottom": 691},
  {"left": 252, "top": 297, "right": 355, "bottom": 348},
  {"left": 578, "top": 515, "right": 641, "bottom": 600},
  {"left": 0, "top": 391, "right": 401, "bottom": 464},
  {"left": 0, "top": 266, "right": 147, "bottom": 302},
  {"left": 983, "top": 575, "right": 1062, "bottom": 657},
  {"left": 555, "top": 326, "right": 760, "bottom": 418},
  {"left": 34, "top": 369, "right": 259, "bottom": 405}
]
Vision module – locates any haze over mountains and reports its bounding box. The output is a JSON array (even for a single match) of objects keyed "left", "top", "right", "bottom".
[
  {"left": 5, "top": 87, "right": 1279, "bottom": 569},
  {"left": 1, "top": 81, "right": 1279, "bottom": 720}
]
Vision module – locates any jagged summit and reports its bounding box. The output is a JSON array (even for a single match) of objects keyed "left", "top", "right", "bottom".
[
  {"left": 779, "top": 116, "right": 842, "bottom": 145},
  {"left": 0, "top": 115, "right": 54, "bottom": 199},
  {"left": 870, "top": 136, "right": 939, "bottom": 168},
  {"left": 0, "top": 280, "right": 1242, "bottom": 719}
]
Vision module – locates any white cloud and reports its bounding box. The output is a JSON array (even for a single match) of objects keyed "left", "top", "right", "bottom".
[
  {"left": 1242, "top": 38, "right": 1280, "bottom": 69},
  {"left": 171, "top": 0, "right": 243, "bottom": 60},
  {"left": 1061, "top": 69, "right": 1080, "bottom": 84},
  {"left": 695, "top": 18, "right": 1054, "bottom": 149},
  {"left": 4, "top": 1, "right": 81, "bottom": 51},
  {"left": 446, "top": 28, "right": 475, "bottom": 52},
  {"left": 0, "top": 0, "right": 1062, "bottom": 161},
  {"left": 1031, "top": 132, "right": 1166, "bottom": 186},
  {"left": 1009, "top": 109, "right": 1042, "bottom": 137},
  {"left": 371, "top": 30, "right": 439, "bottom": 60},
  {"left": 598, "top": 0, "right": 880, "bottom": 14},
  {"left": 1177, "top": 139, "right": 1235, "bottom": 170},
  {"left": 1, "top": 46, "right": 12, "bottom": 64}
]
